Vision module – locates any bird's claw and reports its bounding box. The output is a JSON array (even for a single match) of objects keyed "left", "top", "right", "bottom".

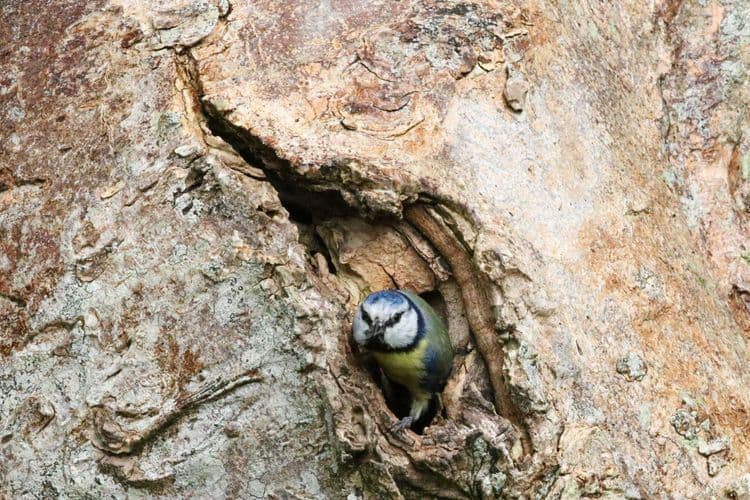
[{"left": 392, "top": 416, "right": 413, "bottom": 434}]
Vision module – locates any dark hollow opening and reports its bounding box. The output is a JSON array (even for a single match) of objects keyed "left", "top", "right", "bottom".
[
  {"left": 201, "top": 100, "right": 452, "bottom": 435},
  {"left": 202, "top": 102, "right": 356, "bottom": 276}
]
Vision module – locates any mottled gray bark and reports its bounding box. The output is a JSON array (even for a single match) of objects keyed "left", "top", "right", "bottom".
[{"left": 1, "top": 0, "right": 749, "bottom": 498}]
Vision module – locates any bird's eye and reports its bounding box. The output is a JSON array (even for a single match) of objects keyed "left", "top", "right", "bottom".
[
  {"left": 361, "top": 309, "right": 372, "bottom": 325},
  {"left": 385, "top": 311, "right": 404, "bottom": 327}
]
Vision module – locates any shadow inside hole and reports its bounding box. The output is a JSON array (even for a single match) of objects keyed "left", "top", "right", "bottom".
[
  {"left": 276, "top": 185, "right": 351, "bottom": 276},
  {"left": 360, "top": 289, "right": 450, "bottom": 435},
  {"left": 384, "top": 379, "right": 440, "bottom": 435},
  {"left": 419, "top": 289, "right": 448, "bottom": 324},
  {"left": 262, "top": 167, "right": 454, "bottom": 434}
]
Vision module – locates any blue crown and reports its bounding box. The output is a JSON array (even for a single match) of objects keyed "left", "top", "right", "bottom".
[{"left": 364, "top": 290, "right": 406, "bottom": 306}]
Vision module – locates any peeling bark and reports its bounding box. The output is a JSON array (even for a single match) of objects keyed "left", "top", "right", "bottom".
[{"left": 404, "top": 203, "right": 531, "bottom": 456}]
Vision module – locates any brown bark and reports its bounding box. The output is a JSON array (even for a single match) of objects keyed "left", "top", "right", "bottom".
[{"left": 2, "top": 0, "right": 750, "bottom": 497}]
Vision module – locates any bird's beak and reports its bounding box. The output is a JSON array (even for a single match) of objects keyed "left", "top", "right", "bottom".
[
  {"left": 372, "top": 321, "right": 385, "bottom": 337},
  {"left": 366, "top": 322, "right": 385, "bottom": 346}
]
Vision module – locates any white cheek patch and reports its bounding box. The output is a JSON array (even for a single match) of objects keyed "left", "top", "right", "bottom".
[
  {"left": 352, "top": 307, "right": 369, "bottom": 345},
  {"left": 383, "top": 308, "right": 419, "bottom": 348}
]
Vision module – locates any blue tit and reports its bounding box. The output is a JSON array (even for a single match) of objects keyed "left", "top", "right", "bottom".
[{"left": 352, "top": 289, "right": 454, "bottom": 431}]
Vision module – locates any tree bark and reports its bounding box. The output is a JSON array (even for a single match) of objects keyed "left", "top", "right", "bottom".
[{"left": 1, "top": 0, "right": 749, "bottom": 497}]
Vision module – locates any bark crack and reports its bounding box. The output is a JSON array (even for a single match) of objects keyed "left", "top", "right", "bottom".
[
  {"left": 92, "top": 368, "right": 263, "bottom": 456},
  {"left": 0, "top": 291, "right": 27, "bottom": 309}
]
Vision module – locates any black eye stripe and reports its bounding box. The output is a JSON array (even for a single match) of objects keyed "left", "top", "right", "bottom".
[
  {"left": 361, "top": 309, "right": 372, "bottom": 325},
  {"left": 384, "top": 310, "right": 405, "bottom": 327}
]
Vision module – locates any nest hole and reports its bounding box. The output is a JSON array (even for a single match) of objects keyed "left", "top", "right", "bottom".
[{"left": 202, "top": 105, "right": 457, "bottom": 436}]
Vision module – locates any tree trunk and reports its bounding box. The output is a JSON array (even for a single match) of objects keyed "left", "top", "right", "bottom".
[{"left": 1, "top": 0, "right": 749, "bottom": 497}]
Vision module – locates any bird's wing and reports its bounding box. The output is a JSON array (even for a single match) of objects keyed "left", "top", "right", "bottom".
[{"left": 400, "top": 291, "right": 454, "bottom": 392}]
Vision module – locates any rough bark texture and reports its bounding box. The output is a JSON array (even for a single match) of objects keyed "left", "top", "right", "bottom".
[{"left": 1, "top": 0, "right": 749, "bottom": 498}]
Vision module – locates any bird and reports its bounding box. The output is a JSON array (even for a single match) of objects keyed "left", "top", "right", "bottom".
[{"left": 352, "top": 289, "right": 454, "bottom": 431}]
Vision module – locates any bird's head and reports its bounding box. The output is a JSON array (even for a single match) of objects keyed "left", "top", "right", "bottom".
[{"left": 352, "top": 290, "right": 420, "bottom": 351}]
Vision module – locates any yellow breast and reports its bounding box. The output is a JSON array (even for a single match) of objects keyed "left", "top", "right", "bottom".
[{"left": 372, "top": 338, "right": 428, "bottom": 395}]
